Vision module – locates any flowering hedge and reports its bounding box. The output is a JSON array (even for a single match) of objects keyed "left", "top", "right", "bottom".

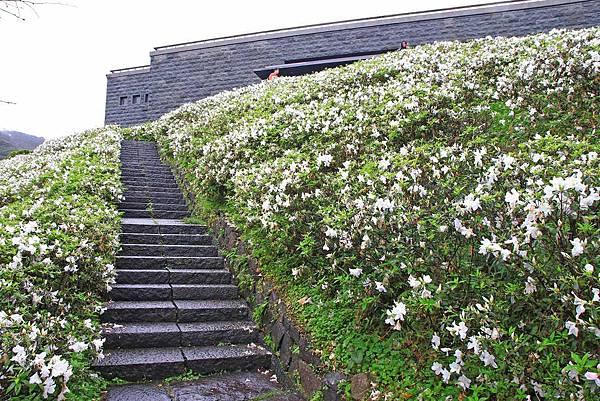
[
  {"left": 0, "top": 129, "right": 122, "bottom": 400},
  {"left": 136, "top": 28, "right": 599, "bottom": 399}
]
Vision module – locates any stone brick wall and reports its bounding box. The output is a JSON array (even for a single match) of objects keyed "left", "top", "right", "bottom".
[
  {"left": 106, "top": 0, "right": 600, "bottom": 126},
  {"left": 104, "top": 68, "right": 151, "bottom": 126}
]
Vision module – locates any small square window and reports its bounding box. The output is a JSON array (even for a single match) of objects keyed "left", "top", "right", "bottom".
[
  {"left": 119, "top": 96, "right": 127, "bottom": 106},
  {"left": 144, "top": 94, "right": 149, "bottom": 103},
  {"left": 132, "top": 95, "right": 141, "bottom": 105}
]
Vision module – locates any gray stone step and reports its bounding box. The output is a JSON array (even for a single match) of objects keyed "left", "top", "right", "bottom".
[
  {"left": 120, "top": 233, "right": 212, "bottom": 245},
  {"left": 116, "top": 269, "right": 231, "bottom": 285},
  {"left": 103, "top": 322, "right": 180, "bottom": 348},
  {"left": 179, "top": 321, "right": 258, "bottom": 346},
  {"left": 121, "top": 222, "right": 206, "bottom": 235},
  {"left": 171, "top": 284, "right": 238, "bottom": 300},
  {"left": 121, "top": 196, "right": 186, "bottom": 205},
  {"left": 175, "top": 300, "right": 250, "bottom": 322},
  {"left": 102, "top": 321, "right": 257, "bottom": 348},
  {"left": 101, "top": 301, "right": 177, "bottom": 323},
  {"left": 121, "top": 209, "right": 189, "bottom": 219},
  {"left": 110, "top": 284, "right": 172, "bottom": 301},
  {"left": 116, "top": 256, "right": 223, "bottom": 270},
  {"left": 123, "top": 191, "right": 184, "bottom": 201},
  {"left": 121, "top": 173, "right": 176, "bottom": 181},
  {"left": 119, "top": 202, "right": 188, "bottom": 212},
  {"left": 170, "top": 269, "right": 232, "bottom": 284},
  {"left": 183, "top": 345, "right": 271, "bottom": 375},
  {"left": 125, "top": 185, "right": 183, "bottom": 194},
  {"left": 93, "top": 347, "right": 185, "bottom": 380},
  {"left": 102, "top": 300, "right": 250, "bottom": 323},
  {"left": 119, "top": 244, "right": 218, "bottom": 257},
  {"left": 122, "top": 180, "right": 179, "bottom": 188},
  {"left": 95, "top": 344, "right": 270, "bottom": 380},
  {"left": 121, "top": 168, "right": 174, "bottom": 175}
]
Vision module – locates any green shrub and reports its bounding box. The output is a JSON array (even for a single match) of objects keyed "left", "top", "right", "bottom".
[
  {"left": 137, "top": 28, "right": 599, "bottom": 399},
  {"left": 0, "top": 129, "right": 122, "bottom": 400}
]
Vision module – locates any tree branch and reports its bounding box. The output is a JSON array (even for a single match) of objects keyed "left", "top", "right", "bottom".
[{"left": 0, "top": 99, "right": 17, "bottom": 105}]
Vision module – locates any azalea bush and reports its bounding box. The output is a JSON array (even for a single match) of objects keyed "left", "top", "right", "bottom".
[
  {"left": 0, "top": 129, "right": 122, "bottom": 400},
  {"left": 136, "top": 28, "right": 599, "bottom": 399}
]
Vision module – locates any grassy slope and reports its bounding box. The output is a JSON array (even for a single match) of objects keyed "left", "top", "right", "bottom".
[
  {"left": 134, "top": 28, "right": 599, "bottom": 400},
  {"left": 0, "top": 129, "right": 122, "bottom": 400}
]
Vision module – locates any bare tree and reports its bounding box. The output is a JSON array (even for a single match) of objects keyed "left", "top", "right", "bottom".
[
  {"left": 0, "top": 99, "right": 17, "bottom": 104},
  {"left": 0, "top": 0, "right": 65, "bottom": 21}
]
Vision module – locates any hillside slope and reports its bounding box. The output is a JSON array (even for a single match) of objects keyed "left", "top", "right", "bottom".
[
  {"left": 0, "top": 129, "right": 122, "bottom": 400},
  {"left": 0, "top": 130, "right": 44, "bottom": 159},
  {"left": 133, "top": 28, "right": 600, "bottom": 400}
]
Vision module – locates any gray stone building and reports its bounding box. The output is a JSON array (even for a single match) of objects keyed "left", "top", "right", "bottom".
[{"left": 105, "top": 0, "right": 600, "bottom": 127}]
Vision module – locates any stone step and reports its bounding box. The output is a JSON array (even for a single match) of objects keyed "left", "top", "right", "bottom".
[
  {"left": 102, "top": 321, "right": 257, "bottom": 348},
  {"left": 122, "top": 180, "right": 179, "bottom": 188},
  {"left": 125, "top": 185, "right": 183, "bottom": 194},
  {"left": 120, "top": 233, "right": 212, "bottom": 245},
  {"left": 116, "top": 269, "right": 231, "bottom": 284},
  {"left": 95, "top": 344, "right": 271, "bottom": 380},
  {"left": 110, "top": 284, "right": 237, "bottom": 301},
  {"left": 121, "top": 173, "right": 176, "bottom": 180},
  {"left": 121, "top": 196, "right": 186, "bottom": 205},
  {"left": 172, "top": 284, "right": 238, "bottom": 300},
  {"left": 121, "top": 168, "right": 173, "bottom": 175},
  {"left": 119, "top": 202, "right": 188, "bottom": 212},
  {"left": 101, "top": 300, "right": 249, "bottom": 323},
  {"left": 120, "top": 222, "right": 207, "bottom": 235},
  {"left": 110, "top": 284, "right": 172, "bottom": 301},
  {"left": 121, "top": 209, "right": 189, "bottom": 219},
  {"left": 123, "top": 191, "right": 184, "bottom": 201},
  {"left": 103, "top": 322, "right": 180, "bottom": 348},
  {"left": 116, "top": 256, "right": 223, "bottom": 270},
  {"left": 183, "top": 345, "right": 271, "bottom": 376},
  {"left": 119, "top": 244, "right": 218, "bottom": 257},
  {"left": 101, "top": 301, "right": 177, "bottom": 323},
  {"left": 94, "top": 347, "right": 185, "bottom": 380}
]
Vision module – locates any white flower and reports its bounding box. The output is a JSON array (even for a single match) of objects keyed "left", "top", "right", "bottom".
[
  {"left": 480, "top": 350, "right": 498, "bottom": 368},
  {"left": 431, "top": 333, "right": 440, "bottom": 350},
  {"left": 385, "top": 301, "right": 407, "bottom": 330},
  {"left": 505, "top": 188, "right": 520, "bottom": 209},
  {"left": 524, "top": 276, "right": 537, "bottom": 295},
  {"left": 593, "top": 288, "right": 600, "bottom": 303},
  {"left": 457, "top": 375, "right": 471, "bottom": 390},
  {"left": 291, "top": 268, "right": 300, "bottom": 277},
  {"left": 584, "top": 264, "right": 594, "bottom": 273},
  {"left": 565, "top": 321, "right": 579, "bottom": 337},
  {"left": 29, "top": 372, "right": 42, "bottom": 385},
  {"left": 462, "top": 194, "right": 481, "bottom": 213},
  {"left": 431, "top": 362, "right": 444, "bottom": 375},
  {"left": 447, "top": 321, "right": 469, "bottom": 340},
  {"left": 571, "top": 238, "right": 585, "bottom": 257},
  {"left": 408, "top": 275, "right": 420, "bottom": 288},
  {"left": 467, "top": 336, "right": 481, "bottom": 355},
  {"left": 11, "top": 345, "right": 27, "bottom": 366},
  {"left": 584, "top": 371, "right": 600, "bottom": 386},
  {"left": 317, "top": 153, "right": 333, "bottom": 167},
  {"left": 324, "top": 227, "right": 337, "bottom": 238},
  {"left": 43, "top": 377, "right": 56, "bottom": 398},
  {"left": 69, "top": 341, "right": 88, "bottom": 353},
  {"left": 349, "top": 268, "right": 362, "bottom": 277},
  {"left": 375, "top": 281, "right": 386, "bottom": 292}
]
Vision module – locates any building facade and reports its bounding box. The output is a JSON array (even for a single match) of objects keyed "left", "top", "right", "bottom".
[{"left": 105, "top": 0, "right": 600, "bottom": 127}]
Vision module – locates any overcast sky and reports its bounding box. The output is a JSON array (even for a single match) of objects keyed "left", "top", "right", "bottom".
[{"left": 0, "top": 0, "right": 498, "bottom": 139}]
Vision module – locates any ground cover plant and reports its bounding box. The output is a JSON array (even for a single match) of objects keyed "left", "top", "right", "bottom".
[
  {"left": 0, "top": 129, "right": 122, "bottom": 400},
  {"left": 135, "top": 28, "right": 599, "bottom": 400}
]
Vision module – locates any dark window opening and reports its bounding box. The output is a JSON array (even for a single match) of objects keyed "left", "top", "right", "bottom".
[
  {"left": 119, "top": 96, "right": 127, "bottom": 106},
  {"left": 132, "top": 94, "right": 141, "bottom": 105},
  {"left": 284, "top": 48, "right": 395, "bottom": 64},
  {"left": 144, "top": 94, "right": 149, "bottom": 103}
]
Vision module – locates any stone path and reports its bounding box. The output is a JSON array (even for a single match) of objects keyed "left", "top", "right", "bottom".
[
  {"left": 95, "top": 141, "right": 299, "bottom": 400},
  {"left": 105, "top": 371, "right": 302, "bottom": 401}
]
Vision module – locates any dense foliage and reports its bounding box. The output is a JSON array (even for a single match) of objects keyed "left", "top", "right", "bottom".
[
  {"left": 133, "top": 28, "right": 600, "bottom": 400},
  {"left": 0, "top": 129, "right": 122, "bottom": 400}
]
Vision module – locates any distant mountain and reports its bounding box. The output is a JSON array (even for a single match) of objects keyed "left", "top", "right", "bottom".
[{"left": 0, "top": 130, "right": 44, "bottom": 159}]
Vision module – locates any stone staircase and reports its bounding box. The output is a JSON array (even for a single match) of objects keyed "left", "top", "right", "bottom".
[{"left": 94, "top": 140, "right": 271, "bottom": 381}]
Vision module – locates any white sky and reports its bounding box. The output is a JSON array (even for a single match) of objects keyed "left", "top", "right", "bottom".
[{"left": 0, "top": 0, "right": 498, "bottom": 139}]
